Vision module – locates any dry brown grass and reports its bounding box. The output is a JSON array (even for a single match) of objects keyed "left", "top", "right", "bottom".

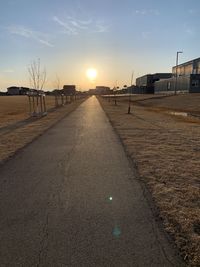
[
  {"left": 0, "top": 95, "right": 56, "bottom": 128},
  {"left": 0, "top": 97, "right": 86, "bottom": 163},
  {"left": 132, "top": 93, "right": 200, "bottom": 114},
  {"left": 111, "top": 93, "right": 200, "bottom": 114},
  {"left": 99, "top": 96, "right": 200, "bottom": 267}
]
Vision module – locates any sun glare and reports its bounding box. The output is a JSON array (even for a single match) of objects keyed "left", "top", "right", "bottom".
[{"left": 86, "top": 68, "right": 97, "bottom": 80}]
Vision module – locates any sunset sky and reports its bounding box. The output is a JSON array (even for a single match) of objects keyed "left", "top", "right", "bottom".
[{"left": 0, "top": 0, "right": 200, "bottom": 91}]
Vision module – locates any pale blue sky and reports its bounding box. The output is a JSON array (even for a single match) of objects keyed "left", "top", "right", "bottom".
[{"left": 0, "top": 0, "right": 200, "bottom": 90}]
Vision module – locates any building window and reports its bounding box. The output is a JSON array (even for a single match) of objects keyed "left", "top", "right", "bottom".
[{"left": 191, "top": 80, "right": 199, "bottom": 87}]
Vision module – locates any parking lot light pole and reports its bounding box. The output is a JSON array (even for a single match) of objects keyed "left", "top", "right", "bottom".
[
  {"left": 127, "top": 71, "right": 134, "bottom": 114},
  {"left": 175, "top": 51, "right": 183, "bottom": 95}
]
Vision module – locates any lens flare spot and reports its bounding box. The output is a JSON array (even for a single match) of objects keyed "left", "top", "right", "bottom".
[{"left": 113, "top": 226, "right": 121, "bottom": 237}]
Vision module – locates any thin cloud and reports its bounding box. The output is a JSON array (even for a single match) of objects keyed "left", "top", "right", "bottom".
[
  {"left": 135, "top": 9, "right": 160, "bottom": 16},
  {"left": 66, "top": 16, "right": 92, "bottom": 29},
  {"left": 95, "top": 22, "right": 109, "bottom": 33},
  {"left": 7, "top": 25, "right": 54, "bottom": 47},
  {"left": 70, "top": 20, "right": 88, "bottom": 30},
  {"left": 3, "top": 69, "right": 14, "bottom": 73},
  {"left": 53, "top": 16, "right": 78, "bottom": 35},
  {"left": 142, "top": 31, "right": 151, "bottom": 39},
  {"left": 135, "top": 10, "right": 147, "bottom": 15},
  {"left": 77, "top": 19, "right": 92, "bottom": 25},
  {"left": 185, "top": 27, "right": 195, "bottom": 36},
  {"left": 183, "top": 23, "right": 195, "bottom": 36},
  {"left": 186, "top": 28, "right": 195, "bottom": 35},
  {"left": 53, "top": 15, "right": 109, "bottom": 35}
]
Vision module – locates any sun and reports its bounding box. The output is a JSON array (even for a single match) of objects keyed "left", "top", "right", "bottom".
[{"left": 86, "top": 68, "right": 97, "bottom": 80}]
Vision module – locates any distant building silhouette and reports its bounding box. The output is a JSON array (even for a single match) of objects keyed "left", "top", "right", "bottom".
[
  {"left": 7, "top": 86, "right": 20, "bottom": 95},
  {"left": 136, "top": 73, "right": 172, "bottom": 94},
  {"left": 95, "top": 86, "right": 111, "bottom": 95},
  {"left": 88, "top": 89, "right": 96, "bottom": 95},
  {"left": 20, "top": 87, "right": 30, "bottom": 95},
  {"left": 63, "top": 85, "right": 76, "bottom": 95},
  {"left": 88, "top": 86, "right": 111, "bottom": 95},
  {"left": 7, "top": 86, "right": 30, "bottom": 95},
  {"left": 0, "top": 91, "right": 6, "bottom": 96}
]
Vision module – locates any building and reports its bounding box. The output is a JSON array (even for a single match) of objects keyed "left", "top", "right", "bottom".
[
  {"left": 63, "top": 85, "right": 76, "bottom": 95},
  {"left": 7, "top": 86, "right": 30, "bottom": 95},
  {"left": 155, "top": 74, "right": 200, "bottom": 94},
  {"left": 0, "top": 91, "right": 6, "bottom": 96},
  {"left": 172, "top": 57, "right": 200, "bottom": 76},
  {"left": 127, "top": 85, "right": 142, "bottom": 94},
  {"left": 88, "top": 86, "right": 111, "bottom": 95},
  {"left": 136, "top": 73, "right": 172, "bottom": 94},
  {"left": 20, "top": 87, "right": 30, "bottom": 95},
  {"left": 155, "top": 57, "right": 200, "bottom": 93},
  {"left": 95, "top": 86, "right": 111, "bottom": 95},
  {"left": 88, "top": 89, "right": 96, "bottom": 95},
  {"left": 7, "top": 86, "right": 20, "bottom": 95}
]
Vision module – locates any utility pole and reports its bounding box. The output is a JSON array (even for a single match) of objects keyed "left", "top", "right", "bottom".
[
  {"left": 128, "top": 71, "right": 134, "bottom": 114},
  {"left": 114, "top": 80, "right": 118, "bottom": 105},
  {"left": 175, "top": 51, "right": 183, "bottom": 95}
]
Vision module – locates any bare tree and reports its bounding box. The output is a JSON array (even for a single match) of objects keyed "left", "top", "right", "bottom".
[
  {"left": 28, "top": 58, "right": 47, "bottom": 116},
  {"left": 53, "top": 75, "right": 61, "bottom": 106},
  {"left": 28, "top": 58, "right": 46, "bottom": 91},
  {"left": 54, "top": 75, "right": 61, "bottom": 91}
]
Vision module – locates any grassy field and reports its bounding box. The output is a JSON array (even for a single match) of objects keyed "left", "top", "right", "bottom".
[
  {"left": 133, "top": 93, "right": 200, "bottom": 114},
  {"left": 0, "top": 95, "right": 56, "bottom": 128},
  {"left": 113, "top": 93, "right": 200, "bottom": 113},
  {"left": 0, "top": 96, "right": 86, "bottom": 163},
  {"left": 99, "top": 95, "right": 200, "bottom": 267}
]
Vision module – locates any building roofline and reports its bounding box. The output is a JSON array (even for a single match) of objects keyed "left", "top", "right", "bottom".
[
  {"left": 173, "top": 57, "right": 200, "bottom": 68},
  {"left": 136, "top": 73, "right": 172, "bottom": 79}
]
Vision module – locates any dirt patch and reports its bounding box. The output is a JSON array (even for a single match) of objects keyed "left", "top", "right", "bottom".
[
  {"left": 0, "top": 98, "right": 86, "bottom": 163},
  {"left": 99, "top": 97, "right": 200, "bottom": 267}
]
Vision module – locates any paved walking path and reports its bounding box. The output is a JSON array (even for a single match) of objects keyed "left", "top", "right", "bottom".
[{"left": 0, "top": 96, "right": 184, "bottom": 266}]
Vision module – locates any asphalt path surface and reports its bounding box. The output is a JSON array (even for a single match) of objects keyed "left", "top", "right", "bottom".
[{"left": 0, "top": 96, "right": 184, "bottom": 266}]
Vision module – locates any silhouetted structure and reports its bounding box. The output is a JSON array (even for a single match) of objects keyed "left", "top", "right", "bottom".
[
  {"left": 88, "top": 89, "right": 96, "bottom": 95},
  {"left": 63, "top": 85, "right": 76, "bottom": 95},
  {"left": 0, "top": 91, "right": 6, "bottom": 96},
  {"left": 95, "top": 86, "right": 111, "bottom": 95},
  {"left": 126, "top": 85, "right": 139, "bottom": 94},
  {"left": 136, "top": 73, "right": 172, "bottom": 94},
  {"left": 7, "top": 86, "right": 30, "bottom": 95},
  {"left": 20, "top": 87, "right": 30, "bottom": 95},
  {"left": 7, "top": 86, "right": 20, "bottom": 95},
  {"left": 88, "top": 86, "right": 111, "bottom": 95}
]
